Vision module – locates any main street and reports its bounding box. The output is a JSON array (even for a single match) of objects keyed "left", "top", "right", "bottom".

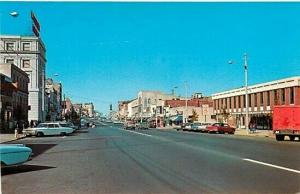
[{"left": 2, "top": 125, "right": 300, "bottom": 194}]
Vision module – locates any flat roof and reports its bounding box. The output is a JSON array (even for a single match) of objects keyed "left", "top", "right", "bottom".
[{"left": 212, "top": 76, "right": 300, "bottom": 99}]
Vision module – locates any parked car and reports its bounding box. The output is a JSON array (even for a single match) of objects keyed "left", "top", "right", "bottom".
[
  {"left": 183, "top": 123, "right": 193, "bottom": 131},
  {"left": 0, "top": 144, "right": 32, "bottom": 167},
  {"left": 136, "top": 122, "right": 150, "bottom": 130},
  {"left": 23, "top": 122, "right": 74, "bottom": 137},
  {"left": 124, "top": 121, "right": 136, "bottom": 130},
  {"left": 60, "top": 122, "right": 78, "bottom": 131},
  {"left": 206, "top": 123, "right": 235, "bottom": 134},
  {"left": 191, "top": 123, "right": 211, "bottom": 132}
]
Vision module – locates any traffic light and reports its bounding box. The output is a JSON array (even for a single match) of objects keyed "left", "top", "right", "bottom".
[{"left": 110, "top": 104, "right": 112, "bottom": 111}]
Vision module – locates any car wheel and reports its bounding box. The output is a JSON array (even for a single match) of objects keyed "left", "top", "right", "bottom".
[
  {"left": 289, "top": 136, "right": 295, "bottom": 141},
  {"left": 36, "top": 132, "right": 44, "bottom": 137},
  {"left": 276, "top": 135, "right": 284, "bottom": 141},
  {"left": 60, "top": 132, "right": 67, "bottom": 136}
]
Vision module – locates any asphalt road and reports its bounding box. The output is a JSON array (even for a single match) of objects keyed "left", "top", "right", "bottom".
[{"left": 1, "top": 125, "right": 300, "bottom": 194}]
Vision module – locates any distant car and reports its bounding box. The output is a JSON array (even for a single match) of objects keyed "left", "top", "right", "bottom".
[
  {"left": 60, "top": 122, "right": 78, "bottom": 131},
  {"left": 0, "top": 144, "right": 32, "bottom": 167},
  {"left": 124, "top": 121, "right": 136, "bottom": 130},
  {"left": 136, "top": 122, "right": 150, "bottom": 130},
  {"left": 192, "top": 123, "right": 211, "bottom": 132},
  {"left": 206, "top": 123, "right": 235, "bottom": 134},
  {"left": 183, "top": 123, "right": 193, "bottom": 131},
  {"left": 23, "top": 122, "right": 74, "bottom": 137}
]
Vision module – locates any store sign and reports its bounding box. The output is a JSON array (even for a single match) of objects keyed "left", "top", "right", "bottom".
[{"left": 31, "top": 11, "right": 40, "bottom": 37}]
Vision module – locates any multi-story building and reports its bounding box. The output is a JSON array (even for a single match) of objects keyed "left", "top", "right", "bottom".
[
  {"left": 72, "top": 103, "right": 82, "bottom": 116},
  {"left": 165, "top": 94, "right": 215, "bottom": 124},
  {"left": 0, "top": 63, "right": 29, "bottom": 129},
  {"left": 0, "top": 35, "right": 47, "bottom": 122},
  {"left": 118, "top": 100, "right": 131, "bottom": 121},
  {"left": 127, "top": 98, "right": 139, "bottom": 119},
  {"left": 82, "top": 102, "right": 94, "bottom": 118},
  {"left": 212, "top": 76, "right": 300, "bottom": 130},
  {"left": 45, "top": 78, "right": 62, "bottom": 121},
  {"left": 137, "top": 91, "right": 176, "bottom": 119},
  {"left": 0, "top": 73, "right": 13, "bottom": 130}
]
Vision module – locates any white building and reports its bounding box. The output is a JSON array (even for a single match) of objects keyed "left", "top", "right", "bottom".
[
  {"left": 127, "top": 98, "right": 139, "bottom": 119},
  {"left": 137, "top": 91, "right": 176, "bottom": 118},
  {"left": 0, "top": 35, "right": 47, "bottom": 122}
]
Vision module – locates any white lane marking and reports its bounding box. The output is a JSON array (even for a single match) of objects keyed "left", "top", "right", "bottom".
[
  {"left": 243, "top": 158, "right": 300, "bottom": 174},
  {"left": 124, "top": 130, "right": 152, "bottom": 137}
]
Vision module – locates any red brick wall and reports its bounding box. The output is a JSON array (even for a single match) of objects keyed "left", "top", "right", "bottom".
[{"left": 295, "top": 86, "right": 300, "bottom": 105}]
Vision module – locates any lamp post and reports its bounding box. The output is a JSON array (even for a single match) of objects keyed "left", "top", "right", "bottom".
[
  {"left": 184, "top": 82, "right": 188, "bottom": 124},
  {"left": 229, "top": 53, "right": 249, "bottom": 134}
]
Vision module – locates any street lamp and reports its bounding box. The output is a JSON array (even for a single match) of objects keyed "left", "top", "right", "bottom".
[
  {"left": 229, "top": 53, "right": 249, "bottom": 134},
  {"left": 10, "top": 12, "right": 19, "bottom": 17},
  {"left": 183, "top": 82, "right": 188, "bottom": 124}
]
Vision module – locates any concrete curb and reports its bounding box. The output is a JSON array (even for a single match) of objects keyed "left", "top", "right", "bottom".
[{"left": 0, "top": 135, "right": 27, "bottom": 144}]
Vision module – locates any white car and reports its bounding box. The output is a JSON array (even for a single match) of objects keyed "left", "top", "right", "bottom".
[{"left": 23, "top": 122, "right": 74, "bottom": 137}]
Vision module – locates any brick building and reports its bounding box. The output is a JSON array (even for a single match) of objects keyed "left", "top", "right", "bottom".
[
  {"left": 212, "top": 76, "right": 300, "bottom": 130},
  {"left": 0, "top": 63, "right": 29, "bottom": 130}
]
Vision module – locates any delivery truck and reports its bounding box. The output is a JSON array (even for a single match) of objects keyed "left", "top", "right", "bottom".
[{"left": 273, "top": 105, "right": 300, "bottom": 141}]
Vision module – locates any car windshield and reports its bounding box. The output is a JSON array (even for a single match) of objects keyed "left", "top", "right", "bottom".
[{"left": 37, "top": 123, "right": 47, "bottom": 128}]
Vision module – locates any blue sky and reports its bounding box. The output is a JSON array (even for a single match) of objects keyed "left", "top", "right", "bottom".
[{"left": 1, "top": 2, "right": 300, "bottom": 113}]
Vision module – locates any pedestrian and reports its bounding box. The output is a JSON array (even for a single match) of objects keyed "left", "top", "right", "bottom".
[{"left": 15, "top": 123, "right": 19, "bottom": 139}]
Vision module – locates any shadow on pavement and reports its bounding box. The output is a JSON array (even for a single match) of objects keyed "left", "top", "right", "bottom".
[
  {"left": 25, "top": 144, "right": 57, "bottom": 158},
  {"left": 1, "top": 164, "right": 56, "bottom": 176}
]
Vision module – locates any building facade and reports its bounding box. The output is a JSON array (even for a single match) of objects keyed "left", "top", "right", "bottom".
[
  {"left": 0, "top": 74, "right": 13, "bottom": 130},
  {"left": 127, "top": 98, "right": 139, "bottom": 119},
  {"left": 137, "top": 91, "right": 176, "bottom": 119},
  {"left": 0, "top": 63, "right": 29, "bottom": 130},
  {"left": 165, "top": 94, "right": 215, "bottom": 124},
  {"left": 0, "top": 35, "right": 47, "bottom": 122},
  {"left": 212, "top": 76, "right": 300, "bottom": 129},
  {"left": 45, "top": 78, "right": 62, "bottom": 121}
]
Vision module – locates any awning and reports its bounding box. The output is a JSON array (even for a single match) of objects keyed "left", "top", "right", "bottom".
[{"left": 170, "top": 115, "right": 183, "bottom": 122}]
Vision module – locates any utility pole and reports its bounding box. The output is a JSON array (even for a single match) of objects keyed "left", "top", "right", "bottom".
[
  {"left": 184, "top": 82, "right": 188, "bottom": 124},
  {"left": 244, "top": 54, "right": 249, "bottom": 134}
]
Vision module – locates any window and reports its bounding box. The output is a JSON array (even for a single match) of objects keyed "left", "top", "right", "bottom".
[
  {"left": 6, "top": 42, "right": 14, "bottom": 51},
  {"left": 22, "top": 42, "right": 31, "bottom": 51},
  {"left": 290, "top": 87, "right": 294, "bottom": 104},
  {"left": 229, "top": 98, "right": 231, "bottom": 109},
  {"left": 22, "top": 59, "right": 30, "bottom": 68},
  {"left": 5, "top": 59, "right": 14, "bottom": 64},
  {"left": 260, "top": 92, "right": 264, "bottom": 105},
  {"left": 267, "top": 91, "right": 270, "bottom": 106},
  {"left": 248, "top": 94, "right": 251, "bottom": 107},
  {"left": 274, "top": 90, "right": 278, "bottom": 105},
  {"left": 238, "top": 96, "right": 241, "bottom": 108},
  {"left": 254, "top": 93, "right": 257, "bottom": 107},
  {"left": 281, "top": 88, "right": 285, "bottom": 104},
  {"left": 234, "top": 96, "right": 236, "bottom": 108},
  {"left": 243, "top": 95, "right": 246, "bottom": 108}
]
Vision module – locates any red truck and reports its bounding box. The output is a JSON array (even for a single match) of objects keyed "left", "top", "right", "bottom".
[{"left": 273, "top": 105, "right": 300, "bottom": 141}]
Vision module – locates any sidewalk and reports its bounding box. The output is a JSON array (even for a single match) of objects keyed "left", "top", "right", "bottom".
[
  {"left": 156, "top": 126, "right": 275, "bottom": 138},
  {"left": 0, "top": 133, "right": 26, "bottom": 144},
  {"left": 232, "top": 128, "right": 274, "bottom": 138}
]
